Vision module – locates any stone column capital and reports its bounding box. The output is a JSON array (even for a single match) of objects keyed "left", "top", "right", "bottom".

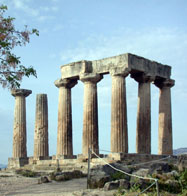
[
  {"left": 55, "top": 78, "right": 77, "bottom": 88},
  {"left": 154, "top": 78, "right": 175, "bottom": 89},
  {"left": 80, "top": 73, "right": 103, "bottom": 83},
  {"left": 110, "top": 67, "right": 130, "bottom": 77},
  {"left": 131, "top": 73, "right": 155, "bottom": 83},
  {"left": 11, "top": 89, "right": 32, "bottom": 97}
]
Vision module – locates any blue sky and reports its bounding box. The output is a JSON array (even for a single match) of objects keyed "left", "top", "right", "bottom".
[{"left": 0, "top": 0, "right": 187, "bottom": 164}]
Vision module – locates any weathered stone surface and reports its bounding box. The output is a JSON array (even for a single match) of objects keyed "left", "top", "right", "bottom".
[
  {"left": 177, "top": 154, "right": 187, "bottom": 171},
  {"left": 91, "top": 163, "right": 131, "bottom": 177},
  {"left": 104, "top": 180, "right": 120, "bottom": 191},
  {"left": 88, "top": 174, "right": 111, "bottom": 189},
  {"left": 131, "top": 73, "right": 154, "bottom": 154},
  {"left": 149, "top": 162, "right": 172, "bottom": 174},
  {"left": 34, "top": 94, "right": 49, "bottom": 159},
  {"left": 80, "top": 73, "right": 103, "bottom": 156},
  {"left": 88, "top": 163, "right": 132, "bottom": 189},
  {"left": 61, "top": 53, "right": 171, "bottom": 80},
  {"left": 154, "top": 79, "right": 175, "bottom": 155},
  {"left": 55, "top": 78, "right": 77, "bottom": 157},
  {"left": 110, "top": 70, "right": 128, "bottom": 153},
  {"left": 11, "top": 89, "right": 32, "bottom": 158},
  {"left": 11, "top": 89, "right": 32, "bottom": 97},
  {"left": 38, "top": 176, "right": 50, "bottom": 184},
  {"left": 132, "top": 168, "right": 150, "bottom": 177},
  {"left": 58, "top": 53, "right": 174, "bottom": 159},
  {"left": 119, "top": 179, "right": 130, "bottom": 189},
  {"left": 50, "top": 170, "right": 85, "bottom": 182}
]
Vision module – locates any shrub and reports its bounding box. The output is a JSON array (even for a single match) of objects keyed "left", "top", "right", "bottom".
[{"left": 15, "top": 169, "right": 38, "bottom": 177}]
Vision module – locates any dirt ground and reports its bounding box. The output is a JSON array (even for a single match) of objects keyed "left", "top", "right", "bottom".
[
  {"left": 0, "top": 170, "right": 177, "bottom": 196},
  {"left": 0, "top": 171, "right": 116, "bottom": 196}
]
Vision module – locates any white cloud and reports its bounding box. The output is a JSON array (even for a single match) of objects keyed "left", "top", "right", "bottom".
[
  {"left": 37, "top": 15, "right": 55, "bottom": 22},
  {"left": 4, "top": 0, "right": 58, "bottom": 23},
  {"left": 12, "top": 0, "right": 39, "bottom": 17},
  {"left": 60, "top": 27, "right": 187, "bottom": 65},
  {"left": 60, "top": 27, "right": 187, "bottom": 109},
  {"left": 53, "top": 24, "right": 64, "bottom": 32},
  {"left": 41, "top": 6, "right": 59, "bottom": 12}
]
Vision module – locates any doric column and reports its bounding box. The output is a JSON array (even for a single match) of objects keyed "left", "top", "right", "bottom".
[
  {"left": 132, "top": 73, "right": 154, "bottom": 154},
  {"left": 80, "top": 73, "right": 103, "bottom": 156},
  {"left": 110, "top": 68, "right": 129, "bottom": 153},
  {"left": 34, "top": 94, "right": 49, "bottom": 159},
  {"left": 55, "top": 78, "right": 77, "bottom": 157},
  {"left": 154, "top": 79, "right": 175, "bottom": 155},
  {"left": 11, "top": 89, "right": 32, "bottom": 158}
]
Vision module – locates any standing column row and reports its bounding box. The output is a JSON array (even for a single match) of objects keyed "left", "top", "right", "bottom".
[
  {"left": 55, "top": 78, "right": 77, "bottom": 157},
  {"left": 155, "top": 79, "right": 175, "bottom": 155},
  {"left": 80, "top": 73, "right": 103, "bottom": 156},
  {"left": 11, "top": 89, "right": 32, "bottom": 158},
  {"left": 11, "top": 76, "right": 174, "bottom": 160},
  {"left": 34, "top": 94, "right": 49, "bottom": 159},
  {"left": 131, "top": 73, "right": 154, "bottom": 154},
  {"left": 110, "top": 69, "right": 129, "bottom": 153}
]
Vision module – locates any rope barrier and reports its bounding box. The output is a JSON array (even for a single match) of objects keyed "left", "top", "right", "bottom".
[
  {"left": 91, "top": 150, "right": 156, "bottom": 181},
  {"left": 135, "top": 181, "right": 156, "bottom": 196},
  {"left": 97, "top": 148, "right": 171, "bottom": 167},
  {"left": 90, "top": 149, "right": 160, "bottom": 196},
  {"left": 129, "top": 156, "right": 171, "bottom": 167}
]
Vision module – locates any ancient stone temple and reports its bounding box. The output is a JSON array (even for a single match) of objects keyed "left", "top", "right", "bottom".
[
  {"left": 8, "top": 53, "right": 175, "bottom": 169},
  {"left": 58, "top": 53, "right": 175, "bottom": 156}
]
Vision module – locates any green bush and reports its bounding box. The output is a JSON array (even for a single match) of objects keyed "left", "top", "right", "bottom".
[
  {"left": 111, "top": 171, "right": 128, "bottom": 181},
  {"left": 179, "top": 169, "right": 187, "bottom": 194},
  {"left": 15, "top": 169, "right": 38, "bottom": 177}
]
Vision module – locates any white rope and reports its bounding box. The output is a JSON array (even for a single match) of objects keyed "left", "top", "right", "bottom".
[
  {"left": 91, "top": 150, "right": 160, "bottom": 195},
  {"left": 135, "top": 181, "right": 156, "bottom": 196},
  {"left": 91, "top": 150, "right": 157, "bottom": 182},
  {"left": 129, "top": 155, "right": 171, "bottom": 167},
  {"left": 98, "top": 148, "right": 171, "bottom": 167},
  {"left": 99, "top": 149, "right": 112, "bottom": 153}
]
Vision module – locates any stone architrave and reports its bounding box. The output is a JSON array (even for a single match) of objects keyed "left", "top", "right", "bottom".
[
  {"left": 110, "top": 68, "right": 129, "bottom": 153},
  {"left": 154, "top": 79, "right": 175, "bottom": 155},
  {"left": 11, "top": 89, "right": 32, "bottom": 158},
  {"left": 80, "top": 73, "right": 103, "bottom": 156},
  {"left": 55, "top": 78, "right": 77, "bottom": 157},
  {"left": 132, "top": 73, "right": 154, "bottom": 154},
  {"left": 34, "top": 94, "right": 49, "bottom": 159}
]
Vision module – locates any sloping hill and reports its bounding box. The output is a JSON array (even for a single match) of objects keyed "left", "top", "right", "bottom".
[{"left": 173, "top": 147, "right": 187, "bottom": 155}]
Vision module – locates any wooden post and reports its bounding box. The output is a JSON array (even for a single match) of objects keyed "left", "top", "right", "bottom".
[{"left": 87, "top": 147, "right": 91, "bottom": 189}]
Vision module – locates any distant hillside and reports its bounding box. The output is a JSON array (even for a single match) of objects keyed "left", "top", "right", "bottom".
[
  {"left": 0, "top": 164, "right": 7, "bottom": 169},
  {"left": 173, "top": 147, "right": 187, "bottom": 155}
]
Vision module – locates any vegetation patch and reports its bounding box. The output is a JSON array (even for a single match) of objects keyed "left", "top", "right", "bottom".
[{"left": 15, "top": 169, "right": 39, "bottom": 177}]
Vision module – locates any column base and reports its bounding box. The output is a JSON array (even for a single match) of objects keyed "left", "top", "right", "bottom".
[
  {"left": 8, "top": 157, "right": 29, "bottom": 169},
  {"left": 56, "top": 155, "right": 77, "bottom": 160},
  {"left": 33, "top": 156, "right": 52, "bottom": 161},
  {"left": 77, "top": 153, "right": 105, "bottom": 160}
]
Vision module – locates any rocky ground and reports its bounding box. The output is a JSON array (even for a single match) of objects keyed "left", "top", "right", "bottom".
[
  {"left": 0, "top": 170, "right": 116, "bottom": 196},
  {"left": 1, "top": 156, "right": 187, "bottom": 196}
]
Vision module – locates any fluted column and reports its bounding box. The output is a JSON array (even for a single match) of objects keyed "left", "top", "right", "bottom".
[
  {"left": 55, "top": 78, "right": 77, "bottom": 157},
  {"left": 110, "top": 69, "right": 129, "bottom": 153},
  {"left": 132, "top": 73, "right": 154, "bottom": 154},
  {"left": 34, "top": 94, "right": 48, "bottom": 159},
  {"left": 154, "top": 79, "right": 175, "bottom": 155},
  {"left": 11, "top": 89, "right": 32, "bottom": 158},
  {"left": 80, "top": 73, "right": 103, "bottom": 156}
]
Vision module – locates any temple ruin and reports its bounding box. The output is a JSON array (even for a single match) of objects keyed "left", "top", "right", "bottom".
[{"left": 8, "top": 53, "right": 175, "bottom": 169}]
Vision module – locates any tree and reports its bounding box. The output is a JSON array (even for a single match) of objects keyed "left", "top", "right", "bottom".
[{"left": 0, "top": 5, "right": 39, "bottom": 89}]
